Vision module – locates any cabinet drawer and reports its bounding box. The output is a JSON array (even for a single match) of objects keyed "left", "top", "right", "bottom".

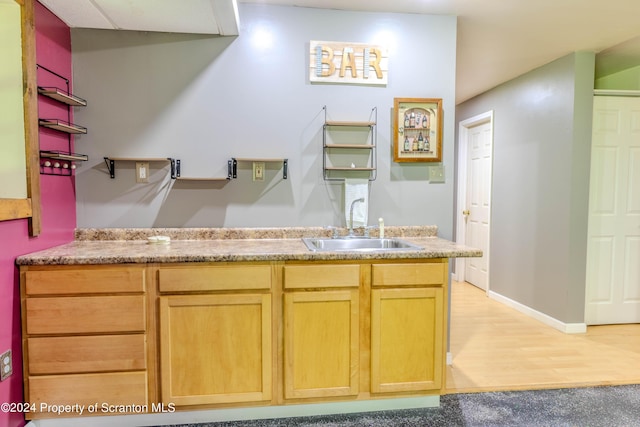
[
  {"left": 25, "top": 267, "right": 145, "bottom": 295},
  {"left": 28, "top": 372, "right": 147, "bottom": 411},
  {"left": 28, "top": 335, "right": 146, "bottom": 375},
  {"left": 26, "top": 295, "right": 146, "bottom": 334},
  {"left": 372, "top": 262, "right": 446, "bottom": 287},
  {"left": 159, "top": 264, "right": 271, "bottom": 292},
  {"left": 284, "top": 264, "right": 360, "bottom": 289}
]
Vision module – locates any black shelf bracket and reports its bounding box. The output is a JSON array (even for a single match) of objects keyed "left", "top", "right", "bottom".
[
  {"left": 170, "top": 158, "right": 180, "bottom": 179},
  {"left": 104, "top": 157, "right": 115, "bottom": 179}
]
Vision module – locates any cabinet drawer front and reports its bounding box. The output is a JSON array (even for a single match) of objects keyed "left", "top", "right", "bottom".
[
  {"left": 28, "top": 372, "right": 147, "bottom": 411},
  {"left": 26, "top": 296, "right": 146, "bottom": 334},
  {"left": 25, "top": 267, "right": 145, "bottom": 295},
  {"left": 372, "top": 263, "right": 446, "bottom": 287},
  {"left": 28, "top": 335, "right": 146, "bottom": 375},
  {"left": 158, "top": 264, "right": 272, "bottom": 292},
  {"left": 284, "top": 264, "right": 360, "bottom": 289}
]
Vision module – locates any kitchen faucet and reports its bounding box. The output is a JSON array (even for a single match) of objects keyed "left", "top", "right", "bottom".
[{"left": 347, "top": 197, "right": 365, "bottom": 238}]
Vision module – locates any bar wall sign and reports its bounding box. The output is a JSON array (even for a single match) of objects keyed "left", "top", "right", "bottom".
[{"left": 309, "top": 41, "right": 388, "bottom": 86}]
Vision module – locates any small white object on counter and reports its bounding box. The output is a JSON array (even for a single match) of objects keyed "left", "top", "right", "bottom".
[
  {"left": 147, "top": 235, "right": 171, "bottom": 245},
  {"left": 378, "top": 217, "right": 384, "bottom": 238}
]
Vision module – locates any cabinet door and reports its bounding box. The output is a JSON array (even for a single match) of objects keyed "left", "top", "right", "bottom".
[
  {"left": 371, "top": 287, "right": 444, "bottom": 393},
  {"left": 159, "top": 294, "right": 272, "bottom": 406},
  {"left": 284, "top": 290, "right": 359, "bottom": 399}
]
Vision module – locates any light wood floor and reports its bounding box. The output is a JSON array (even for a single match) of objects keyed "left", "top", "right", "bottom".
[{"left": 445, "top": 281, "right": 640, "bottom": 393}]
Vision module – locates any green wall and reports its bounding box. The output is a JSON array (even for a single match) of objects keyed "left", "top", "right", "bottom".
[
  {"left": 0, "top": 1, "right": 27, "bottom": 199},
  {"left": 595, "top": 64, "right": 640, "bottom": 90}
]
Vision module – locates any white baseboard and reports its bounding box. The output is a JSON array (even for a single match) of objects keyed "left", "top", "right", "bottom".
[
  {"left": 25, "top": 396, "right": 440, "bottom": 427},
  {"left": 446, "top": 351, "right": 453, "bottom": 365},
  {"left": 488, "top": 290, "right": 587, "bottom": 334}
]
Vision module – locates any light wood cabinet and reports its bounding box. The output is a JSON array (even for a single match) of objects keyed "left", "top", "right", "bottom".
[
  {"left": 159, "top": 294, "right": 272, "bottom": 406},
  {"left": 21, "top": 265, "right": 149, "bottom": 419},
  {"left": 27, "top": 334, "right": 146, "bottom": 374},
  {"left": 371, "top": 287, "right": 444, "bottom": 393},
  {"left": 28, "top": 372, "right": 148, "bottom": 408},
  {"left": 25, "top": 295, "right": 145, "bottom": 334},
  {"left": 282, "top": 263, "right": 360, "bottom": 399},
  {"left": 371, "top": 262, "right": 447, "bottom": 287},
  {"left": 20, "top": 257, "right": 448, "bottom": 419},
  {"left": 283, "top": 289, "right": 359, "bottom": 398},
  {"left": 370, "top": 261, "right": 447, "bottom": 394},
  {"left": 283, "top": 264, "right": 360, "bottom": 289},
  {"left": 158, "top": 264, "right": 272, "bottom": 292},
  {"left": 157, "top": 263, "right": 273, "bottom": 406}
]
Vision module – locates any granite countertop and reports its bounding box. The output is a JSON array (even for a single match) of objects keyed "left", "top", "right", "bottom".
[{"left": 16, "top": 226, "right": 482, "bottom": 266}]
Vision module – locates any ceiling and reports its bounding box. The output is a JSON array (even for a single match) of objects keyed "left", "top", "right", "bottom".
[
  {"left": 39, "top": 0, "right": 640, "bottom": 103},
  {"left": 38, "top": 0, "right": 240, "bottom": 35}
]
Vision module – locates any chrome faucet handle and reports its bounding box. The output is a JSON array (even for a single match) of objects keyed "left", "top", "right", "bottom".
[
  {"left": 324, "top": 226, "right": 340, "bottom": 239},
  {"left": 364, "top": 225, "right": 378, "bottom": 238}
]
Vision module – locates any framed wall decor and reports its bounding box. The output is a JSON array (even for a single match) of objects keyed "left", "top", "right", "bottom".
[{"left": 393, "top": 98, "right": 443, "bottom": 163}]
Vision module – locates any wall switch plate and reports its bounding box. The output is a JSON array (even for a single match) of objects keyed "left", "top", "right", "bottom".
[
  {"left": 136, "top": 162, "right": 149, "bottom": 183},
  {"left": 253, "top": 162, "right": 265, "bottom": 181},
  {"left": 0, "top": 349, "right": 12, "bottom": 381},
  {"left": 429, "top": 164, "right": 445, "bottom": 183}
]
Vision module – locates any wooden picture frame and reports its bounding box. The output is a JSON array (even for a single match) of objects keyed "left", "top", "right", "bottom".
[{"left": 393, "top": 98, "right": 443, "bottom": 163}]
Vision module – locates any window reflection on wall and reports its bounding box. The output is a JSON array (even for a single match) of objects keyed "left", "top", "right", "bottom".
[{"left": 0, "top": 0, "right": 28, "bottom": 199}]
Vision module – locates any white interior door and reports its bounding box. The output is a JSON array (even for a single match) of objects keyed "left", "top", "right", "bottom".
[
  {"left": 585, "top": 95, "right": 640, "bottom": 325},
  {"left": 456, "top": 112, "right": 493, "bottom": 292}
]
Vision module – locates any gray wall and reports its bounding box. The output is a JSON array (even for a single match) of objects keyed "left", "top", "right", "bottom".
[
  {"left": 71, "top": 4, "right": 457, "bottom": 238},
  {"left": 455, "top": 52, "right": 595, "bottom": 324}
]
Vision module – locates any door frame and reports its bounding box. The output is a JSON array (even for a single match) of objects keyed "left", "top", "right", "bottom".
[{"left": 454, "top": 110, "right": 494, "bottom": 291}]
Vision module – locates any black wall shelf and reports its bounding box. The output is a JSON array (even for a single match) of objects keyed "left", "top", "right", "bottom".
[
  {"left": 230, "top": 158, "right": 288, "bottom": 179},
  {"left": 36, "top": 64, "right": 88, "bottom": 177},
  {"left": 103, "top": 157, "right": 178, "bottom": 179}
]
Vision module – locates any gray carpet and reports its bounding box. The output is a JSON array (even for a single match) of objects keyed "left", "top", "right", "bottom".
[{"left": 159, "top": 384, "right": 640, "bottom": 426}]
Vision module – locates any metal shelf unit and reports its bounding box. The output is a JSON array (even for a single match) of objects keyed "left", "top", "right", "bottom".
[
  {"left": 40, "top": 150, "right": 88, "bottom": 176},
  {"left": 36, "top": 65, "right": 88, "bottom": 176},
  {"left": 322, "top": 106, "right": 377, "bottom": 181}
]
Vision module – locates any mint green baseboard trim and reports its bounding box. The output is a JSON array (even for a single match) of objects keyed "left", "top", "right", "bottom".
[{"left": 29, "top": 396, "right": 440, "bottom": 427}]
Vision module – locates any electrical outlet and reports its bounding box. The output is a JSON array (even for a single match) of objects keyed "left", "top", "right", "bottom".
[
  {"left": 429, "top": 164, "right": 445, "bottom": 183},
  {"left": 253, "top": 162, "right": 265, "bottom": 182},
  {"left": 0, "top": 349, "right": 11, "bottom": 381},
  {"left": 136, "top": 162, "right": 149, "bottom": 183}
]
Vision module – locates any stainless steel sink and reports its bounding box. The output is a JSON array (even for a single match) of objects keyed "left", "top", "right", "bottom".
[{"left": 302, "top": 237, "right": 422, "bottom": 252}]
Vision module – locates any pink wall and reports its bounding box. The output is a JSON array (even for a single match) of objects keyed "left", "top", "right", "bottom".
[{"left": 0, "top": 2, "right": 75, "bottom": 426}]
